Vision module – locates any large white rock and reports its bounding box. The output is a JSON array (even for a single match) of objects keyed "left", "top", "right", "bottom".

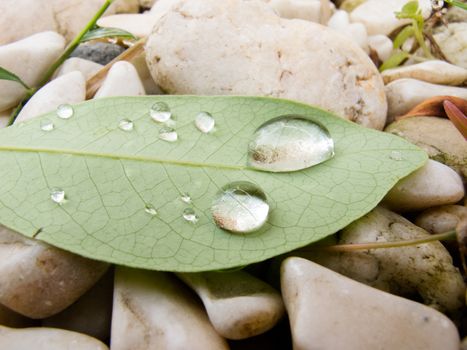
[
  {"left": 415, "top": 205, "right": 467, "bottom": 234},
  {"left": 281, "top": 257, "right": 460, "bottom": 350},
  {"left": 0, "top": 326, "right": 108, "bottom": 350},
  {"left": 177, "top": 270, "right": 285, "bottom": 340},
  {"left": 15, "top": 71, "right": 86, "bottom": 123},
  {"left": 382, "top": 60, "right": 467, "bottom": 85},
  {"left": 0, "top": 31, "right": 65, "bottom": 112},
  {"left": 385, "top": 78, "right": 467, "bottom": 121},
  {"left": 350, "top": 0, "right": 432, "bottom": 36},
  {"left": 94, "top": 61, "right": 146, "bottom": 98},
  {"left": 145, "top": 0, "right": 387, "bottom": 129},
  {"left": 54, "top": 57, "right": 103, "bottom": 80},
  {"left": 0, "top": 226, "right": 109, "bottom": 318},
  {"left": 111, "top": 267, "right": 229, "bottom": 350},
  {"left": 434, "top": 23, "right": 467, "bottom": 69},
  {"left": 383, "top": 159, "right": 465, "bottom": 212}
]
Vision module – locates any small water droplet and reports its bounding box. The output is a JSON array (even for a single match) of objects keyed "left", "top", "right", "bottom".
[
  {"left": 150, "top": 102, "right": 172, "bottom": 123},
  {"left": 390, "top": 151, "right": 403, "bottom": 161},
  {"left": 195, "top": 111, "right": 215, "bottom": 133},
  {"left": 248, "top": 116, "right": 334, "bottom": 172},
  {"left": 159, "top": 127, "right": 178, "bottom": 142},
  {"left": 40, "top": 119, "right": 54, "bottom": 131},
  {"left": 211, "top": 181, "right": 269, "bottom": 233},
  {"left": 119, "top": 119, "right": 134, "bottom": 131},
  {"left": 183, "top": 208, "right": 198, "bottom": 224},
  {"left": 144, "top": 204, "right": 158, "bottom": 216},
  {"left": 56, "top": 104, "right": 74, "bottom": 119},
  {"left": 181, "top": 193, "right": 192, "bottom": 204},
  {"left": 50, "top": 188, "right": 66, "bottom": 204}
]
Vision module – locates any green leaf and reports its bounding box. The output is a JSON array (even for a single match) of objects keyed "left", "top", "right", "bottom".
[
  {"left": 81, "top": 27, "right": 136, "bottom": 43},
  {"left": 379, "top": 50, "right": 411, "bottom": 71},
  {"left": 395, "top": 1, "right": 419, "bottom": 18},
  {"left": 0, "top": 66, "right": 30, "bottom": 90},
  {"left": 393, "top": 25, "right": 415, "bottom": 49},
  {"left": 0, "top": 96, "right": 427, "bottom": 272},
  {"left": 446, "top": 0, "right": 467, "bottom": 11}
]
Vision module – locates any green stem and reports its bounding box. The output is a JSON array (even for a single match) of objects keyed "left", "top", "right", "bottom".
[
  {"left": 312, "top": 230, "right": 456, "bottom": 252},
  {"left": 37, "top": 0, "right": 114, "bottom": 87},
  {"left": 412, "top": 19, "right": 434, "bottom": 59}
]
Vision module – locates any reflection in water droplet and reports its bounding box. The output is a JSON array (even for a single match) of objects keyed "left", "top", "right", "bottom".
[
  {"left": 390, "top": 151, "right": 403, "bottom": 161},
  {"left": 183, "top": 208, "right": 198, "bottom": 223},
  {"left": 211, "top": 181, "right": 269, "bottom": 233},
  {"left": 56, "top": 104, "right": 74, "bottom": 119},
  {"left": 50, "top": 188, "right": 66, "bottom": 204},
  {"left": 195, "top": 112, "right": 215, "bottom": 133},
  {"left": 40, "top": 119, "right": 54, "bottom": 131},
  {"left": 248, "top": 116, "right": 334, "bottom": 172},
  {"left": 181, "top": 193, "right": 191, "bottom": 204},
  {"left": 119, "top": 119, "right": 134, "bottom": 131},
  {"left": 144, "top": 204, "right": 158, "bottom": 216},
  {"left": 159, "top": 127, "right": 178, "bottom": 142},
  {"left": 150, "top": 102, "right": 172, "bottom": 123}
]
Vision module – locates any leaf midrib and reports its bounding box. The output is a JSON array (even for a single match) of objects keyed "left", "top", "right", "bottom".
[{"left": 0, "top": 145, "right": 247, "bottom": 171}]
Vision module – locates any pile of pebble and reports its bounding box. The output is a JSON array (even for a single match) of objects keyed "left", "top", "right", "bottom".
[{"left": 0, "top": 0, "right": 465, "bottom": 349}]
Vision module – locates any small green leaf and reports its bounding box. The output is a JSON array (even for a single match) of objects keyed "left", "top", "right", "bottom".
[
  {"left": 81, "top": 27, "right": 136, "bottom": 43},
  {"left": 0, "top": 96, "right": 427, "bottom": 272},
  {"left": 379, "top": 50, "right": 411, "bottom": 71},
  {"left": 446, "top": 0, "right": 467, "bottom": 11},
  {"left": 0, "top": 66, "right": 30, "bottom": 90},
  {"left": 395, "top": 1, "right": 419, "bottom": 18},
  {"left": 393, "top": 26, "right": 415, "bottom": 49}
]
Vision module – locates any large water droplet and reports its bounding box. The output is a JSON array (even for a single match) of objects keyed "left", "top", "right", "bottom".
[
  {"left": 181, "top": 193, "right": 191, "bottom": 204},
  {"left": 40, "top": 119, "right": 54, "bottom": 131},
  {"left": 159, "top": 127, "right": 178, "bottom": 142},
  {"left": 183, "top": 208, "right": 198, "bottom": 224},
  {"left": 248, "top": 116, "right": 334, "bottom": 172},
  {"left": 390, "top": 151, "right": 403, "bottom": 161},
  {"left": 150, "top": 102, "right": 172, "bottom": 123},
  {"left": 195, "top": 112, "right": 215, "bottom": 133},
  {"left": 211, "top": 181, "right": 269, "bottom": 233},
  {"left": 50, "top": 188, "right": 66, "bottom": 204},
  {"left": 119, "top": 119, "right": 134, "bottom": 131},
  {"left": 144, "top": 204, "right": 158, "bottom": 216},
  {"left": 56, "top": 104, "right": 74, "bottom": 119}
]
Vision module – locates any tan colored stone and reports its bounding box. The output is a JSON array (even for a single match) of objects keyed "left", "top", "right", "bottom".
[
  {"left": 54, "top": 57, "right": 103, "bottom": 80},
  {"left": 415, "top": 205, "right": 467, "bottom": 234},
  {"left": 281, "top": 257, "right": 460, "bottom": 350},
  {"left": 177, "top": 270, "right": 285, "bottom": 340},
  {"left": 0, "top": 226, "right": 109, "bottom": 318},
  {"left": 111, "top": 267, "right": 228, "bottom": 350},
  {"left": 434, "top": 23, "right": 467, "bottom": 69},
  {"left": 0, "top": 31, "right": 66, "bottom": 112},
  {"left": 15, "top": 71, "right": 86, "bottom": 123},
  {"left": 0, "top": 110, "right": 11, "bottom": 129},
  {"left": 0, "top": 326, "right": 108, "bottom": 350},
  {"left": 383, "top": 159, "right": 465, "bottom": 212},
  {"left": 146, "top": 0, "right": 387, "bottom": 129},
  {"left": 385, "top": 116, "right": 467, "bottom": 178}
]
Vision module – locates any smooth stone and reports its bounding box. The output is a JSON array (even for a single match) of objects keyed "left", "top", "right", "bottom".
[
  {"left": 15, "top": 71, "right": 85, "bottom": 123},
  {"left": 339, "top": 0, "right": 367, "bottom": 12},
  {"left": 350, "top": 0, "right": 432, "bottom": 36},
  {"left": 415, "top": 205, "right": 467, "bottom": 234},
  {"left": 327, "top": 9, "right": 350, "bottom": 30},
  {"left": 71, "top": 42, "right": 125, "bottom": 65},
  {"left": 385, "top": 117, "right": 467, "bottom": 178},
  {"left": 382, "top": 60, "right": 467, "bottom": 85},
  {"left": 367, "top": 34, "right": 392, "bottom": 61},
  {"left": 130, "top": 54, "right": 163, "bottom": 94},
  {"left": 0, "top": 31, "right": 65, "bottom": 112},
  {"left": 281, "top": 257, "right": 460, "bottom": 350},
  {"left": 0, "top": 326, "right": 108, "bottom": 350},
  {"left": 327, "top": 11, "right": 368, "bottom": 51},
  {"left": 111, "top": 267, "right": 229, "bottom": 350},
  {"left": 385, "top": 78, "right": 467, "bottom": 121},
  {"left": 0, "top": 0, "right": 56, "bottom": 45},
  {"left": 0, "top": 226, "right": 109, "bottom": 319},
  {"left": 98, "top": 13, "right": 158, "bottom": 38},
  {"left": 53, "top": 57, "right": 103, "bottom": 80},
  {"left": 264, "top": 0, "right": 323, "bottom": 22},
  {"left": 177, "top": 270, "right": 285, "bottom": 340},
  {"left": 140, "top": 0, "right": 157, "bottom": 8},
  {"left": 434, "top": 23, "right": 467, "bottom": 69},
  {"left": 0, "top": 304, "right": 35, "bottom": 328},
  {"left": 94, "top": 61, "right": 146, "bottom": 98},
  {"left": 42, "top": 269, "right": 114, "bottom": 341},
  {"left": 383, "top": 159, "right": 464, "bottom": 212},
  {"left": 111, "top": 0, "right": 140, "bottom": 13},
  {"left": 146, "top": 0, "right": 387, "bottom": 129}
]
